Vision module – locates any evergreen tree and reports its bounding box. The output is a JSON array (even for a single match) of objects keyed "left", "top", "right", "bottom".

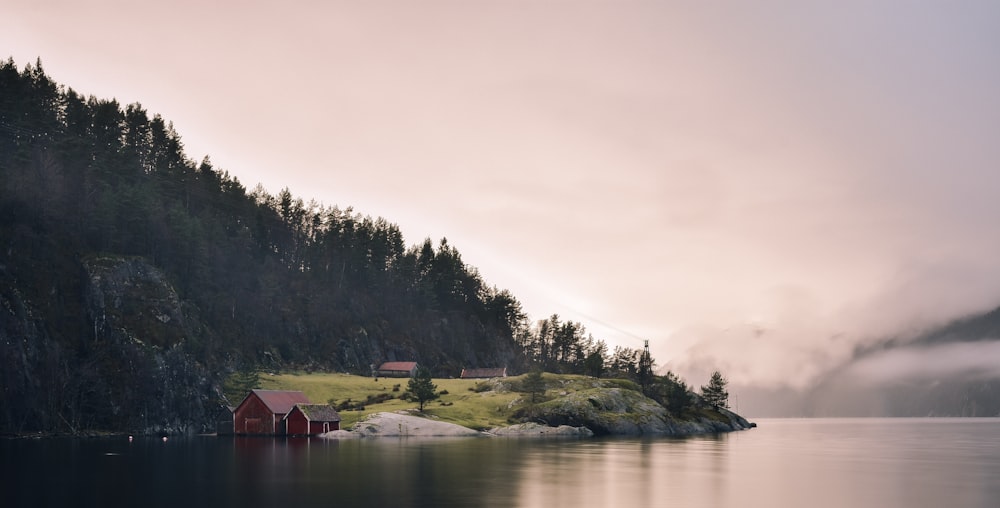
[
  {"left": 222, "top": 368, "right": 260, "bottom": 406},
  {"left": 584, "top": 349, "right": 605, "bottom": 378},
  {"left": 407, "top": 366, "right": 438, "bottom": 411},
  {"left": 522, "top": 369, "right": 546, "bottom": 403},
  {"left": 661, "top": 371, "right": 692, "bottom": 414},
  {"left": 701, "top": 370, "right": 729, "bottom": 409}
]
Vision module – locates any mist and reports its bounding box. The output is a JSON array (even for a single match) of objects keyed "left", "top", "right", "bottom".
[{"left": 845, "top": 341, "right": 1000, "bottom": 385}]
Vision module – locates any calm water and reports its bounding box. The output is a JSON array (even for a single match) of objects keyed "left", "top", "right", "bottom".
[{"left": 3, "top": 418, "right": 999, "bottom": 507}]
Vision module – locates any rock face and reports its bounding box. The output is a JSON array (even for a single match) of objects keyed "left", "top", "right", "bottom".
[
  {"left": 517, "top": 387, "right": 752, "bottom": 436},
  {"left": 84, "top": 257, "right": 187, "bottom": 348},
  {"left": 1, "top": 255, "right": 218, "bottom": 435},
  {"left": 77, "top": 256, "right": 216, "bottom": 435}
]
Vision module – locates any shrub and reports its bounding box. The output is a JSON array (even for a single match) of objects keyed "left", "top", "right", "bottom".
[{"left": 365, "top": 393, "right": 394, "bottom": 405}]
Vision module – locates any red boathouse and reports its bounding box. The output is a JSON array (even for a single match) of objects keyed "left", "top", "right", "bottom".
[
  {"left": 285, "top": 404, "right": 343, "bottom": 435},
  {"left": 234, "top": 389, "right": 310, "bottom": 435}
]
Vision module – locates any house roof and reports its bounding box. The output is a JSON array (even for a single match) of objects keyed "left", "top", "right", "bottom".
[
  {"left": 378, "top": 361, "right": 418, "bottom": 371},
  {"left": 460, "top": 367, "right": 508, "bottom": 379},
  {"left": 291, "top": 404, "right": 342, "bottom": 422},
  {"left": 249, "top": 389, "right": 311, "bottom": 414}
]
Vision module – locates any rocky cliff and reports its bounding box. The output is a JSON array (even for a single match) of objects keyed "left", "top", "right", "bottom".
[
  {"left": 79, "top": 256, "right": 217, "bottom": 435},
  {"left": 517, "top": 387, "right": 750, "bottom": 436},
  {"left": 0, "top": 255, "right": 218, "bottom": 435}
]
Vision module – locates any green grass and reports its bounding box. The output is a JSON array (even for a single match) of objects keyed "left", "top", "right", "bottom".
[
  {"left": 257, "top": 372, "right": 525, "bottom": 430},
  {"left": 250, "top": 371, "right": 739, "bottom": 434},
  {"left": 254, "top": 371, "right": 652, "bottom": 431}
]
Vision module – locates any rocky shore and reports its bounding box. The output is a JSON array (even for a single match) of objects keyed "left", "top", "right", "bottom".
[
  {"left": 513, "top": 386, "right": 754, "bottom": 436},
  {"left": 320, "top": 412, "right": 593, "bottom": 439},
  {"left": 322, "top": 402, "right": 751, "bottom": 440}
]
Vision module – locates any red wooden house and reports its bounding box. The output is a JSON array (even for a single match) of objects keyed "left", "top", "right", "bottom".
[
  {"left": 285, "top": 404, "right": 343, "bottom": 435},
  {"left": 234, "top": 389, "right": 310, "bottom": 435}
]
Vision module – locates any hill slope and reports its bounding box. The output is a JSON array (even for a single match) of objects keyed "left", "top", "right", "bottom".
[
  {"left": 0, "top": 59, "right": 529, "bottom": 434},
  {"left": 2, "top": 59, "right": 674, "bottom": 435}
]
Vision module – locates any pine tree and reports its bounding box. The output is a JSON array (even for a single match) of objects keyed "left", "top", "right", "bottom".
[
  {"left": 665, "top": 372, "right": 693, "bottom": 414},
  {"left": 407, "top": 366, "right": 438, "bottom": 411},
  {"left": 222, "top": 368, "right": 260, "bottom": 405},
  {"left": 522, "top": 369, "right": 546, "bottom": 403},
  {"left": 701, "top": 370, "right": 729, "bottom": 409}
]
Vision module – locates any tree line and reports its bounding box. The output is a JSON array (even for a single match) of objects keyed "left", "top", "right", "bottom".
[{"left": 0, "top": 58, "right": 725, "bottom": 432}]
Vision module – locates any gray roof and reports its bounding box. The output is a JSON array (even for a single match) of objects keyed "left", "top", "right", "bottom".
[
  {"left": 378, "top": 361, "right": 418, "bottom": 371},
  {"left": 292, "top": 404, "right": 342, "bottom": 422},
  {"left": 460, "top": 367, "right": 508, "bottom": 379}
]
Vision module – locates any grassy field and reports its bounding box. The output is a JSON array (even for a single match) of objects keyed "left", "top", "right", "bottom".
[
  {"left": 257, "top": 371, "right": 527, "bottom": 430},
  {"left": 249, "top": 372, "right": 736, "bottom": 436}
]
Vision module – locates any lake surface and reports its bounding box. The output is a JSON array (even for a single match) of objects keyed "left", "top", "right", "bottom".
[{"left": 4, "top": 418, "right": 999, "bottom": 507}]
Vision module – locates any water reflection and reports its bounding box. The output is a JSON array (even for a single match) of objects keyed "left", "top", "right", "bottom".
[
  {"left": 512, "top": 435, "right": 735, "bottom": 507},
  {"left": 4, "top": 419, "right": 1000, "bottom": 508}
]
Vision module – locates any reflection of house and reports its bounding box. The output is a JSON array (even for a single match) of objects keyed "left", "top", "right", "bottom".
[
  {"left": 286, "top": 404, "right": 342, "bottom": 435},
  {"left": 460, "top": 367, "right": 508, "bottom": 379},
  {"left": 376, "top": 361, "right": 419, "bottom": 378},
  {"left": 234, "top": 389, "right": 310, "bottom": 435}
]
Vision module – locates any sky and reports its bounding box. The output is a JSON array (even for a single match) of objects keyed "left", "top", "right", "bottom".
[{"left": 6, "top": 1, "right": 1000, "bottom": 401}]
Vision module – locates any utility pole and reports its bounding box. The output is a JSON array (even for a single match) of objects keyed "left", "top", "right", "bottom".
[{"left": 638, "top": 339, "right": 653, "bottom": 392}]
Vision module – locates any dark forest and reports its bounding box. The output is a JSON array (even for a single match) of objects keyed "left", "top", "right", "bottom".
[{"left": 0, "top": 59, "right": 654, "bottom": 434}]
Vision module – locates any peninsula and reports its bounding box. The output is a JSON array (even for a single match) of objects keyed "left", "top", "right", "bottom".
[{"left": 253, "top": 372, "right": 753, "bottom": 437}]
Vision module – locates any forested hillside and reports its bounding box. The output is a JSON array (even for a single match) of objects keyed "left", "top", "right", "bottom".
[{"left": 0, "top": 59, "right": 648, "bottom": 434}]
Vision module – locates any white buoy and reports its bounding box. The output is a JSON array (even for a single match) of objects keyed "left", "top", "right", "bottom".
[
  {"left": 162, "top": 436, "right": 167, "bottom": 442},
  {"left": 128, "top": 435, "right": 133, "bottom": 442}
]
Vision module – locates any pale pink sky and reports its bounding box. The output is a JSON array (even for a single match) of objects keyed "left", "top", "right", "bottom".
[{"left": 6, "top": 1, "right": 1000, "bottom": 394}]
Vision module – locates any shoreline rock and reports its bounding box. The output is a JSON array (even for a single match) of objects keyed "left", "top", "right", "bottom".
[
  {"left": 322, "top": 412, "right": 481, "bottom": 438},
  {"left": 321, "top": 409, "right": 749, "bottom": 440},
  {"left": 510, "top": 388, "right": 753, "bottom": 436},
  {"left": 487, "top": 422, "right": 593, "bottom": 438}
]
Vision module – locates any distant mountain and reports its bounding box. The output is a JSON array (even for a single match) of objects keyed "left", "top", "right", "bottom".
[
  {"left": 741, "top": 305, "right": 1000, "bottom": 417},
  {"left": 817, "top": 305, "right": 1000, "bottom": 416}
]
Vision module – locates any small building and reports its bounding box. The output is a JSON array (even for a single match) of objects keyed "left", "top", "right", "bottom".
[
  {"left": 285, "top": 404, "right": 342, "bottom": 435},
  {"left": 460, "top": 367, "right": 508, "bottom": 379},
  {"left": 233, "top": 389, "right": 310, "bottom": 435},
  {"left": 376, "top": 361, "right": 419, "bottom": 378},
  {"left": 216, "top": 405, "right": 236, "bottom": 435}
]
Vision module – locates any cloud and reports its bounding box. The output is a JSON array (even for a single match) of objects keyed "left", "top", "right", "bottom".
[{"left": 843, "top": 341, "right": 1000, "bottom": 385}]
